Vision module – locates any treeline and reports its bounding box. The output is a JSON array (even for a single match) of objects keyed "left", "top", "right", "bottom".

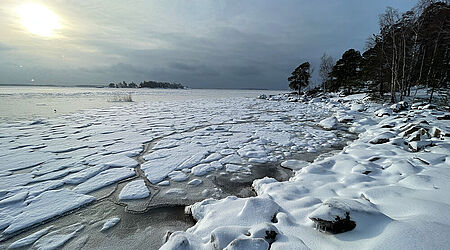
[
  {"left": 108, "top": 80, "right": 185, "bottom": 89},
  {"left": 289, "top": 0, "right": 449, "bottom": 103}
]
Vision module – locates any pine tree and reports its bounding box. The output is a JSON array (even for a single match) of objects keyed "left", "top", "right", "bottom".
[
  {"left": 288, "top": 62, "right": 311, "bottom": 95},
  {"left": 330, "top": 49, "right": 363, "bottom": 94}
]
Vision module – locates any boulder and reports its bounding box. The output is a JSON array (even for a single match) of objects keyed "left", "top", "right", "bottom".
[
  {"left": 351, "top": 103, "right": 366, "bottom": 112},
  {"left": 430, "top": 126, "right": 448, "bottom": 138},
  {"left": 337, "top": 115, "right": 355, "bottom": 123},
  {"left": 390, "top": 101, "right": 408, "bottom": 112},
  {"left": 369, "top": 132, "right": 396, "bottom": 144},
  {"left": 287, "top": 97, "right": 299, "bottom": 102},
  {"left": 437, "top": 114, "right": 450, "bottom": 120},
  {"left": 406, "top": 128, "right": 430, "bottom": 142},
  {"left": 248, "top": 223, "right": 279, "bottom": 244},
  {"left": 309, "top": 199, "right": 360, "bottom": 234},
  {"left": 374, "top": 108, "right": 392, "bottom": 117},
  {"left": 257, "top": 94, "right": 268, "bottom": 100},
  {"left": 408, "top": 141, "right": 432, "bottom": 152}
]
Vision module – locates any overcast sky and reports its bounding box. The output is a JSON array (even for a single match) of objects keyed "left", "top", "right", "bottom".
[{"left": 0, "top": 0, "right": 416, "bottom": 89}]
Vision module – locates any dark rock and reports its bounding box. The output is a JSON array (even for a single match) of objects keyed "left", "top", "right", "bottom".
[
  {"left": 407, "top": 128, "right": 430, "bottom": 142},
  {"left": 164, "top": 231, "right": 173, "bottom": 243},
  {"left": 249, "top": 223, "right": 279, "bottom": 244},
  {"left": 310, "top": 212, "right": 356, "bottom": 234},
  {"left": 437, "top": 114, "right": 450, "bottom": 120},
  {"left": 402, "top": 126, "right": 422, "bottom": 137},
  {"left": 390, "top": 101, "right": 408, "bottom": 112},
  {"left": 368, "top": 157, "right": 380, "bottom": 162},
  {"left": 309, "top": 198, "right": 381, "bottom": 235},
  {"left": 265, "top": 230, "right": 277, "bottom": 242},
  {"left": 369, "top": 132, "right": 396, "bottom": 144},
  {"left": 430, "top": 127, "right": 442, "bottom": 138},
  {"left": 257, "top": 94, "right": 268, "bottom": 100},
  {"left": 381, "top": 123, "right": 395, "bottom": 128}
]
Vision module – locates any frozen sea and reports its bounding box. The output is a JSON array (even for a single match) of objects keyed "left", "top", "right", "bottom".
[
  {"left": 0, "top": 86, "right": 282, "bottom": 122},
  {"left": 4, "top": 86, "right": 336, "bottom": 249},
  {"left": 2, "top": 86, "right": 449, "bottom": 249}
]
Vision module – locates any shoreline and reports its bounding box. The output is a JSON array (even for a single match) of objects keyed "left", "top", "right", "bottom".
[
  {"left": 162, "top": 93, "right": 450, "bottom": 249},
  {"left": 0, "top": 92, "right": 448, "bottom": 249}
]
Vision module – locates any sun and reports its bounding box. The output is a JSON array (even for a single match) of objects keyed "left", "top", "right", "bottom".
[{"left": 17, "top": 3, "right": 61, "bottom": 37}]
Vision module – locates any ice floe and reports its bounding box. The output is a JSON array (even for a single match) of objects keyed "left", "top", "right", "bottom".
[
  {"left": 119, "top": 179, "right": 150, "bottom": 200},
  {"left": 101, "top": 218, "right": 120, "bottom": 232}
]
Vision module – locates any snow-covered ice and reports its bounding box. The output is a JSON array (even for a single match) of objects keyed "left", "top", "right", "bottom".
[
  {"left": 32, "top": 223, "right": 84, "bottom": 249},
  {"left": 73, "top": 167, "right": 135, "bottom": 194},
  {"left": 1, "top": 91, "right": 448, "bottom": 250},
  {"left": 3, "top": 189, "right": 94, "bottom": 235},
  {"left": 280, "top": 159, "right": 309, "bottom": 171},
  {"left": 101, "top": 218, "right": 120, "bottom": 232},
  {"left": 119, "top": 179, "right": 150, "bottom": 200},
  {"left": 8, "top": 226, "right": 53, "bottom": 249}
]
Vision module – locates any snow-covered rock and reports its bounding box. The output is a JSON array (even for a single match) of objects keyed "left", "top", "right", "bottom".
[
  {"left": 390, "top": 101, "right": 408, "bottom": 112},
  {"left": 369, "top": 132, "right": 396, "bottom": 144},
  {"left": 308, "top": 198, "right": 380, "bottom": 234},
  {"left": 374, "top": 108, "right": 392, "bottom": 117},
  {"left": 351, "top": 103, "right": 366, "bottom": 112}
]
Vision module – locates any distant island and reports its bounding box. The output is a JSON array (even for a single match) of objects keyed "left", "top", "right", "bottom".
[{"left": 108, "top": 80, "right": 186, "bottom": 89}]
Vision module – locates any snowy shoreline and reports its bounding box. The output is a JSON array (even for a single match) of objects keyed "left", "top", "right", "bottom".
[
  {"left": 162, "top": 93, "right": 450, "bottom": 250},
  {"left": 0, "top": 93, "right": 448, "bottom": 249}
]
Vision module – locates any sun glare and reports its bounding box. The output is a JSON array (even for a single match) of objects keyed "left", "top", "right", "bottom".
[{"left": 17, "top": 3, "right": 61, "bottom": 37}]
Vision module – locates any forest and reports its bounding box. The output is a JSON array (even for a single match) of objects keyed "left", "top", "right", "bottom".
[
  {"left": 289, "top": 0, "right": 449, "bottom": 104},
  {"left": 108, "top": 80, "right": 185, "bottom": 89}
]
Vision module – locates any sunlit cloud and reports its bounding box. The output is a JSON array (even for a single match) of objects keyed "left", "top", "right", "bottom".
[{"left": 17, "top": 3, "right": 61, "bottom": 37}]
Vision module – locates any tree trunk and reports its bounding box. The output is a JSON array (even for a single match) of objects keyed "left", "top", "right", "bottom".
[
  {"left": 390, "top": 30, "right": 397, "bottom": 103},
  {"left": 429, "top": 85, "right": 435, "bottom": 103},
  {"left": 426, "top": 22, "right": 443, "bottom": 93},
  {"left": 407, "top": 30, "right": 420, "bottom": 97},
  {"left": 419, "top": 48, "right": 426, "bottom": 83},
  {"left": 401, "top": 36, "right": 407, "bottom": 100}
]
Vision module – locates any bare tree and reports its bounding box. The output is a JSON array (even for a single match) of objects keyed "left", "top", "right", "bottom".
[
  {"left": 379, "top": 7, "right": 401, "bottom": 103},
  {"left": 319, "top": 53, "right": 334, "bottom": 92}
]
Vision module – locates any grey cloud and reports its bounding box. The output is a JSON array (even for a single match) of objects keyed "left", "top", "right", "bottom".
[
  {"left": 228, "top": 65, "right": 262, "bottom": 77},
  {"left": 0, "top": 0, "right": 416, "bottom": 89},
  {"left": 169, "top": 62, "right": 197, "bottom": 71}
]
